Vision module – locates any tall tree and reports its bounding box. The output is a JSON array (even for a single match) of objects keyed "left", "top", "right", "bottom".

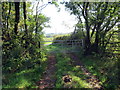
[
  {"left": 23, "top": 2, "right": 27, "bottom": 35},
  {"left": 65, "top": 2, "right": 119, "bottom": 55},
  {"left": 14, "top": 2, "right": 20, "bottom": 35},
  {"left": 82, "top": 2, "right": 91, "bottom": 53}
]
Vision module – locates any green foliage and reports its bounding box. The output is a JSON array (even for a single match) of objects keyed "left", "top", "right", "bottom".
[
  {"left": 3, "top": 62, "right": 47, "bottom": 88},
  {"left": 51, "top": 1, "right": 59, "bottom": 7},
  {"left": 2, "top": 1, "right": 119, "bottom": 89},
  {"left": 53, "top": 36, "right": 70, "bottom": 44},
  {"left": 2, "top": 2, "right": 49, "bottom": 88},
  {"left": 65, "top": 2, "right": 119, "bottom": 54},
  {"left": 70, "top": 30, "right": 85, "bottom": 40}
]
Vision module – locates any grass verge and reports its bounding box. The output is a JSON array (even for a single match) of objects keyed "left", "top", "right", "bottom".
[
  {"left": 3, "top": 58, "right": 47, "bottom": 88},
  {"left": 75, "top": 53, "right": 119, "bottom": 89}
]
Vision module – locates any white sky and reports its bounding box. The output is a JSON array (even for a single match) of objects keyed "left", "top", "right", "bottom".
[{"left": 40, "top": 3, "right": 78, "bottom": 34}]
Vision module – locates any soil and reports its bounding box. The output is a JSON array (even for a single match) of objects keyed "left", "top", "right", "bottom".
[{"left": 36, "top": 54, "right": 56, "bottom": 89}]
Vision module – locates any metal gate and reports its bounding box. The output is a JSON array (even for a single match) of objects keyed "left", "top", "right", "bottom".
[{"left": 41, "top": 39, "right": 84, "bottom": 53}]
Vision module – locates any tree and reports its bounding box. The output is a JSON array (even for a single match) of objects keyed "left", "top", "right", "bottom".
[
  {"left": 23, "top": 2, "right": 27, "bottom": 35},
  {"left": 65, "top": 2, "right": 119, "bottom": 55},
  {"left": 2, "top": 2, "right": 49, "bottom": 74},
  {"left": 14, "top": 2, "right": 20, "bottom": 35}
]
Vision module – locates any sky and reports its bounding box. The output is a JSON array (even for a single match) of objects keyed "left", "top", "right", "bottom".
[{"left": 39, "top": 2, "right": 78, "bottom": 34}]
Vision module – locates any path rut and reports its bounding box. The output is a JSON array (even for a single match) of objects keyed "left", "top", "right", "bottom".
[
  {"left": 67, "top": 52, "right": 103, "bottom": 89},
  {"left": 36, "top": 54, "right": 56, "bottom": 89}
]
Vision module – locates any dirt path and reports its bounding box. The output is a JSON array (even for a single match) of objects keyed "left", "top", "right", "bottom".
[
  {"left": 67, "top": 52, "right": 103, "bottom": 89},
  {"left": 36, "top": 54, "right": 56, "bottom": 89}
]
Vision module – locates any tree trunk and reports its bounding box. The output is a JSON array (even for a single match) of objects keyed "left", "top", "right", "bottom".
[
  {"left": 84, "top": 25, "right": 91, "bottom": 55},
  {"left": 23, "top": 2, "right": 27, "bottom": 35},
  {"left": 14, "top": 2, "right": 20, "bottom": 35},
  {"left": 94, "top": 29, "right": 99, "bottom": 53},
  {"left": 35, "top": 2, "right": 39, "bottom": 34},
  {"left": 82, "top": 2, "right": 91, "bottom": 55},
  {"left": 23, "top": 2, "right": 28, "bottom": 48},
  {"left": 7, "top": 3, "right": 11, "bottom": 29}
]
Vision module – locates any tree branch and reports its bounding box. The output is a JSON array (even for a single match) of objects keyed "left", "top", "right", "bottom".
[
  {"left": 91, "top": 24, "right": 96, "bottom": 38},
  {"left": 105, "top": 19, "right": 119, "bottom": 32}
]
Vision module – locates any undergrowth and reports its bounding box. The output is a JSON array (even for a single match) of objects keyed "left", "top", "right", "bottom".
[{"left": 3, "top": 50, "right": 47, "bottom": 88}]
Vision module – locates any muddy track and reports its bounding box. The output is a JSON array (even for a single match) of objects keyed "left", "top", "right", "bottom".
[
  {"left": 36, "top": 54, "right": 56, "bottom": 89},
  {"left": 67, "top": 52, "right": 103, "bottom": 89}
]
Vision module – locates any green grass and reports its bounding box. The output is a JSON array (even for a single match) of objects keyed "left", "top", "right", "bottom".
[
  {"left": 0, "top": 39, "right": 2, "bottom": 46},
  {"left": 55, "top": 53, "right": 91, "bottom": 88},
  {"left": 44, "top": 44, "right": 91, "bottom": 88},
  {"left": 44, "top": 41, "right": 52, "bottom": 45},
  {"left": 44, "top": 44, "right": 119, "bottom": 89},
  {"left": 43, "top": 36, "right": 53, "bottom": 41},
  {"left": 75, "top": 53, "right": 119, "bottom": 89},
  {"left": 43, "top": 36, "right": 53, "bottom": 45},
  {"left": 3, "top": 43, "right": 119, "bottom": 89},
  {"left": 53, "top": 33, "right": 71, "bottom": 38},
  {"left": 46, "top": 44, "right": 119, "bottom": 89},
  {"left": 3, "top": 59, "right": 47, "bottom": 88},
  {"left": 44, "top": 44, "right": 82, "bottom": 54},
  {"left": 43, "top": 33, "right": 71, "bottom": 45}
]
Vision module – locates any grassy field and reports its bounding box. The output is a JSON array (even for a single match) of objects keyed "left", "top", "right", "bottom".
[
  {"left": 43, "top": 33, "right": 71, "bottom": 45},
  {"left": 43, "top": 37, "right": 53, "bottom": 45}
]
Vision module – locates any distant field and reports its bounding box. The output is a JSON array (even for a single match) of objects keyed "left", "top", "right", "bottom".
[
  {"left": 43, "top": 33, "right": 71, "bottom": 45},
  {"left": 44, "top": 41, "right": 52, "bottom": 45},
  {"left": 43, "top": 37, "right": 53, "bottom": 45},
  {"left": 53, "top": 33, "right": 70, "bottom": 38},
  {"left": 43, "top": 37, "right": 53, "bottom": 41},
  {"left": 0, "top": 40, "right": 2, "bottom": 46}
]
